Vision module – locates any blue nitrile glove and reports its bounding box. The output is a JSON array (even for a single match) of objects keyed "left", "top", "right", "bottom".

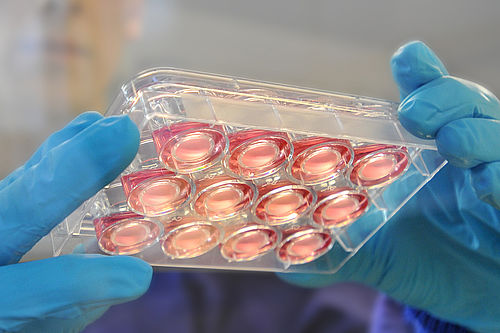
[
  {"left": 0, "top": 112, "right": 152, "bottom": 333},
  {"left": 280, "top": 41, "right": 500, "bottom": 333}
]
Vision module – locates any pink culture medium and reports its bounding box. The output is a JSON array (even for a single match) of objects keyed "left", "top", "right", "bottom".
[
  {"left": 349, "top": 147, "right": 409, "bottom": 187},
  {"left": 220, "top": 223, "right": 279, "bottom": 262},
  {"left": 154, "top": 124, "right": 227, "bottom": 173},
  {"left": 126, "top": 175, "right": 192, "bottom": 217},
  {"left": 313, "top": 189, "right": 369, "bottom": 228},
  {"left": 254, "top": 184, "right": 315, "bottom": 225},
  {"left": 193, "top": 176, "right": 255, "bottom": 220},
  {"left": 277, "top": 226, "right": 333, "bottom": 265},
  {"left": 162, "top": 218, "right": 221, "bottom": 259},
  {"left": 94, "top": 213, "right": 162, "bottom": 255},
  {"left": 226, "top": 131, "right": 292, "bottom": 179},
  {"left": 290, "top": 138, "right": 353, "bottom": 185}
]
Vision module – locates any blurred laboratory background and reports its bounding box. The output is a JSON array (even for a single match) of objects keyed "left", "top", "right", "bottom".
[
  {"left": 3, "top": 0, "right": 500, "bottom": 179},
  {"left": 1, "top": 0, "right": 500, "bottom": 332}
]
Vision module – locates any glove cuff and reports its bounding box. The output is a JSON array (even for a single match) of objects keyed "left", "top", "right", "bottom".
[{"left": 404, "top": 306, "right": 473, "bottom": 333}]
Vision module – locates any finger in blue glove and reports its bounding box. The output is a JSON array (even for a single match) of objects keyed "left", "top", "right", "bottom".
[
  {"left": 0, "top": 112, "right": 153, "bottom": 332},
  {"left": 0, "top": 112, "right": 104, "bottom": 191},
  {"left": 0, "top": 113, "right": 139, "bottom": 265},
  {"left": 279, "top": 41, "right": 500, "bottom": 333},
  {"left": 0, "top": 255, "right": 151, "bottom": 333}
]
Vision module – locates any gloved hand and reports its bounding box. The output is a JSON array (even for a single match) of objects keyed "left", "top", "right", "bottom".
[
  {"left": 280, "top": 41, "right": 500, "bottom": 333},
  {"left": 0, "top": 112, "right": 152, "bottom": 333}
]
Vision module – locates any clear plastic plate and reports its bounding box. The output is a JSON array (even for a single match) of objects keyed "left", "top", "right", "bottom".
[{"left": 50, "top": 68, "right": 446, "bottom": 274}]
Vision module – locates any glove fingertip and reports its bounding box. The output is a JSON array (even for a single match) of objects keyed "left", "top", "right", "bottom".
[
  {"left": 82, "top": 115, "right": 140, "bottom": 188},
  {"left": 60, "top": 255, "right": 152, "bottom": 304},
  {"left": 97, "top": 114, "right": 140, "bottom": 164},
  {"left": 391, "top": 40, "right": 448, "bottom": 99},
  {"left": 104, "top": 256, "right": 153, "bottom": 297}
]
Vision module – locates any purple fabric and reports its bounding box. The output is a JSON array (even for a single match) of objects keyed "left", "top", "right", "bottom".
[
  {"left": 85, "top": 271, "right": 469, "bottom": 333},
  {"left": 370, "top": 295, "right": 472, "bottom": 333},
  {"left": 370, "top": 295, "right": 415, "bottom": 333},
  {"left": 84, "top": 271, "right": 376, "bottom": 333}
]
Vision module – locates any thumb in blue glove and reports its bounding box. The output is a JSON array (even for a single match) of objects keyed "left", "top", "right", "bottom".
[
  {"left": 0, "top": 112, "right": 152, "bottom": 332},
  {"left": 280, "top": 41, "right": 500, "bottom": 333}
]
